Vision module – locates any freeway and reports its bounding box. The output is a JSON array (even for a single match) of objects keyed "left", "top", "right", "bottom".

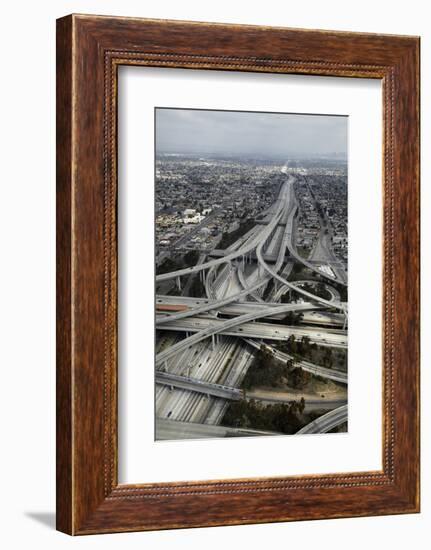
[
  {"left": 280, "top": 180, "right": 347, "bottom": 287},
  {"left": 243, "top": 339, "right": 347, "bottom": 384},
  {"left": 156, "top": 190, "right": 347, "bottom": 366},
  {"left": 156, "top": 371, "right": 243, "bottom": 400},
  {"left": 157, "top": 316, "right": 347, "bottom": 348},
  {"left": 210, "top": 249, "right": 285, "bottom": 262},
  {"left": 236, "top": 258, "right": 265, "bottom": 302},
  {"left": 301, "top": 310, "right": 345, "bottom": 328},
  {"left": 156, "top": 418, "right": 278, "bottom": 440},
  {"left": 155, "top": 252, "right": 284, "bottom": 326},
  {"left": 156, "top": 303, "right": 347, "bottom": 367},
  {"left": 305, "top": 179, "right": 348, "bottom": 285},
  {"left": 255, "top": 182, "right": 347, "bottom": 314},
  {"left": 156, "top": 334, "right": 254, "bottom": 426},
  {"left": 154, "top": 199, "right": 290, "bottom": 430},
  {"left": 245, "top": 389, "right": 347, "bottom": 411},
  {"left": 156, "top": 295, "right": 325, "bottom": 320},
  {"left": 181, "top": 253, "right": 207, "bottom": 296},
  {"left": 297, "top": 182, "right": 347, "bottom": 287},
  {"left": 296, "top": 404, "right": 348, "bottom": 434},
  {"left": 155, "top": 181, "right": 293, "bottom": 325},
  {"left": 156, "top": 178, "right": 346, "bottom": 328},
  {"left": 289, "top": 279, "right": 341, "bottom": 302},
  {"left": 155, "top": 169, "right": 349, "bottom": 436},
  {"left": 159, "top": 195, "right": 298, "bottom": 428},
  {"left": 155, "top": 179, "right": 292, "bottom": 282},
  {"left": 156, "top": 179, "right": 341, "bottom": 331}
]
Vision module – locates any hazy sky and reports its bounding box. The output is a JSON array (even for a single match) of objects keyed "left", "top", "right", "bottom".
[{"left": 155, "top": 108, "right": 347, "bottom": 157}]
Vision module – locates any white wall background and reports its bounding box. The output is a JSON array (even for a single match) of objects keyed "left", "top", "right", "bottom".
[{"left": 0, "top": 0, "right": 427, "bottom": 548}]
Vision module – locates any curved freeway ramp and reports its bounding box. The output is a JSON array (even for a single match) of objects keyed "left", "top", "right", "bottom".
[
  {"left": 287, "top": 185, "right": 347, "bottom": 288},
  {"left": 156, "top": 177, "right": 346, "bottom": 326},
  {"left": 156, "top": 371, "right": 243, "bottom": 401},
  {"left": 155, "top": 196, "right": 289, "bottom": 325},
  {"left": 255, "top": 181, "right": 347, "bottom": 313},
  {"left": 243, "top": 339, "right": 347, "bottom": 384},
  {"left": 155, "top": 179, "right": 292, "bottom": 282},
  {"left": 156, "top": 295, "right": 323, "bottom": 320},
  {"left": 156, "top": 302, "right": 347, "bottom": 366},
  {"left": 286, "top": 279, "right": 341, "bottom": 303},
  {"left": 156, "top": 176, "right": 347, "bottom": 369},
  {"left": 256, "top": 236, "right": 347, "bottom": 313},
  {"left": 156, "top": 418, "right": 278, "bottom": 440},
  {"left": 295, "top": 405, "right": 348, "bottom": 434}
]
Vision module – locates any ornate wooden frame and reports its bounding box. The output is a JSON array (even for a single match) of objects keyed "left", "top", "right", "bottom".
[{"left": 56, "top": 14, "right": 420, "bottom": 534}]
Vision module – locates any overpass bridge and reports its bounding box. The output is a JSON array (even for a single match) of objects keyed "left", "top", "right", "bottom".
[
  {"left": 243, "top": 339, "right": 348, "bottom": 384},
  {"left": 157, "top": 315, "right": 347, "bottom": 350},
  {"left": 156, "top": 295, "right": 328, "bottom": 321},
  {"left": 156, "top": 418, "right": 277, "bottom": 440},
  {"left": 296, "top": 405, "right": 348, "bottom": 434},
  {"left": 209, "top": 249, "right": 285, "bottom": 264},
  {"left": 156, "top": 371, "right": 243, "bottom": 401},
  {"left": 156, "top": 298, "right": 347, "bottom": 367}
]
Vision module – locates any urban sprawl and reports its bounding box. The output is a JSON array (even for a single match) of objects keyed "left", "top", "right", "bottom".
[{"left": 155, "top": 153, "right": 348, "bottom": 440}]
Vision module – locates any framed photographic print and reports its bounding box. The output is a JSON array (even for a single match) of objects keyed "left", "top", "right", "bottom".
[{"left": 56, "top": 14, "right": 420, "bottom": 534}]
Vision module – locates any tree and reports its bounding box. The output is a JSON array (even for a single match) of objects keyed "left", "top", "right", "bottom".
[
  {"left": 299, "top": 397, "right": 306, "bottom": 414},
  {"left": 282, "top": 311, "right": 303, "bottom": 325},
  {"left": 286, "top": 335, "right": 297, "bottom": 354},
  {"left": 301, "top": 336, "right": 311, "bottom": 356},
  {"left": 282, "top": 311, "right": 294, "bottom": 325},
  {"left": 323, "top": 347, "right": 333, "bottom": 368},
  {"left": 156, "top": 256, "right": 182, "bottom": 275},
  {"left": 290, "top": 367, "right": 311, "bottom": 389},
  {"left": 286, "top": 358, "right": 296, "bottom": 371}
]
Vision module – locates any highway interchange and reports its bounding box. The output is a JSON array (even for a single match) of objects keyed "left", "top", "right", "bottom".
[{"left": 155, "top": 171, "right": 348, "bottom": 439}]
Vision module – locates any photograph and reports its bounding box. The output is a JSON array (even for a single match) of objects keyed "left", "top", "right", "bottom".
[
  {"left": 155, "top": 108, "right": 348, "bottom": 440},
  {"left": 0, "top": 1, "right": 423, "bottom": 543}
]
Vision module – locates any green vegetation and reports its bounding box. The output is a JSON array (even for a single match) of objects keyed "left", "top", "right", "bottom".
[
  {"left": 156, "top": 250, "right": 200, "bottom": 276},
  {"left": 241, "top": 345, "right": 294, "bottom": 389},
  {"left": 280, "top": 311, "right": 303, "bottom": 325},
  {"left": 277, "top": 335, "right": 347, "bottom": 371},
  {"left": 241, "top": 342, "right": 344, "bottom": 394},
  {"left": 156, "top": 250, "right": 205, "bottom": 297},
  {"left": 156, "top": 257, "right": 183, "bottom": 275},
  {"left": 289, "top": 366, "right": 312, "bottom": 389},
  {"left": 218, "top": 219, "right": 255, "bottom": 250},
  {"left": 222, "top": 399, "right": 305, "bottom": 435},
  {"left": 282, "top": 335, "right": 312, "bottom": 356}
]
